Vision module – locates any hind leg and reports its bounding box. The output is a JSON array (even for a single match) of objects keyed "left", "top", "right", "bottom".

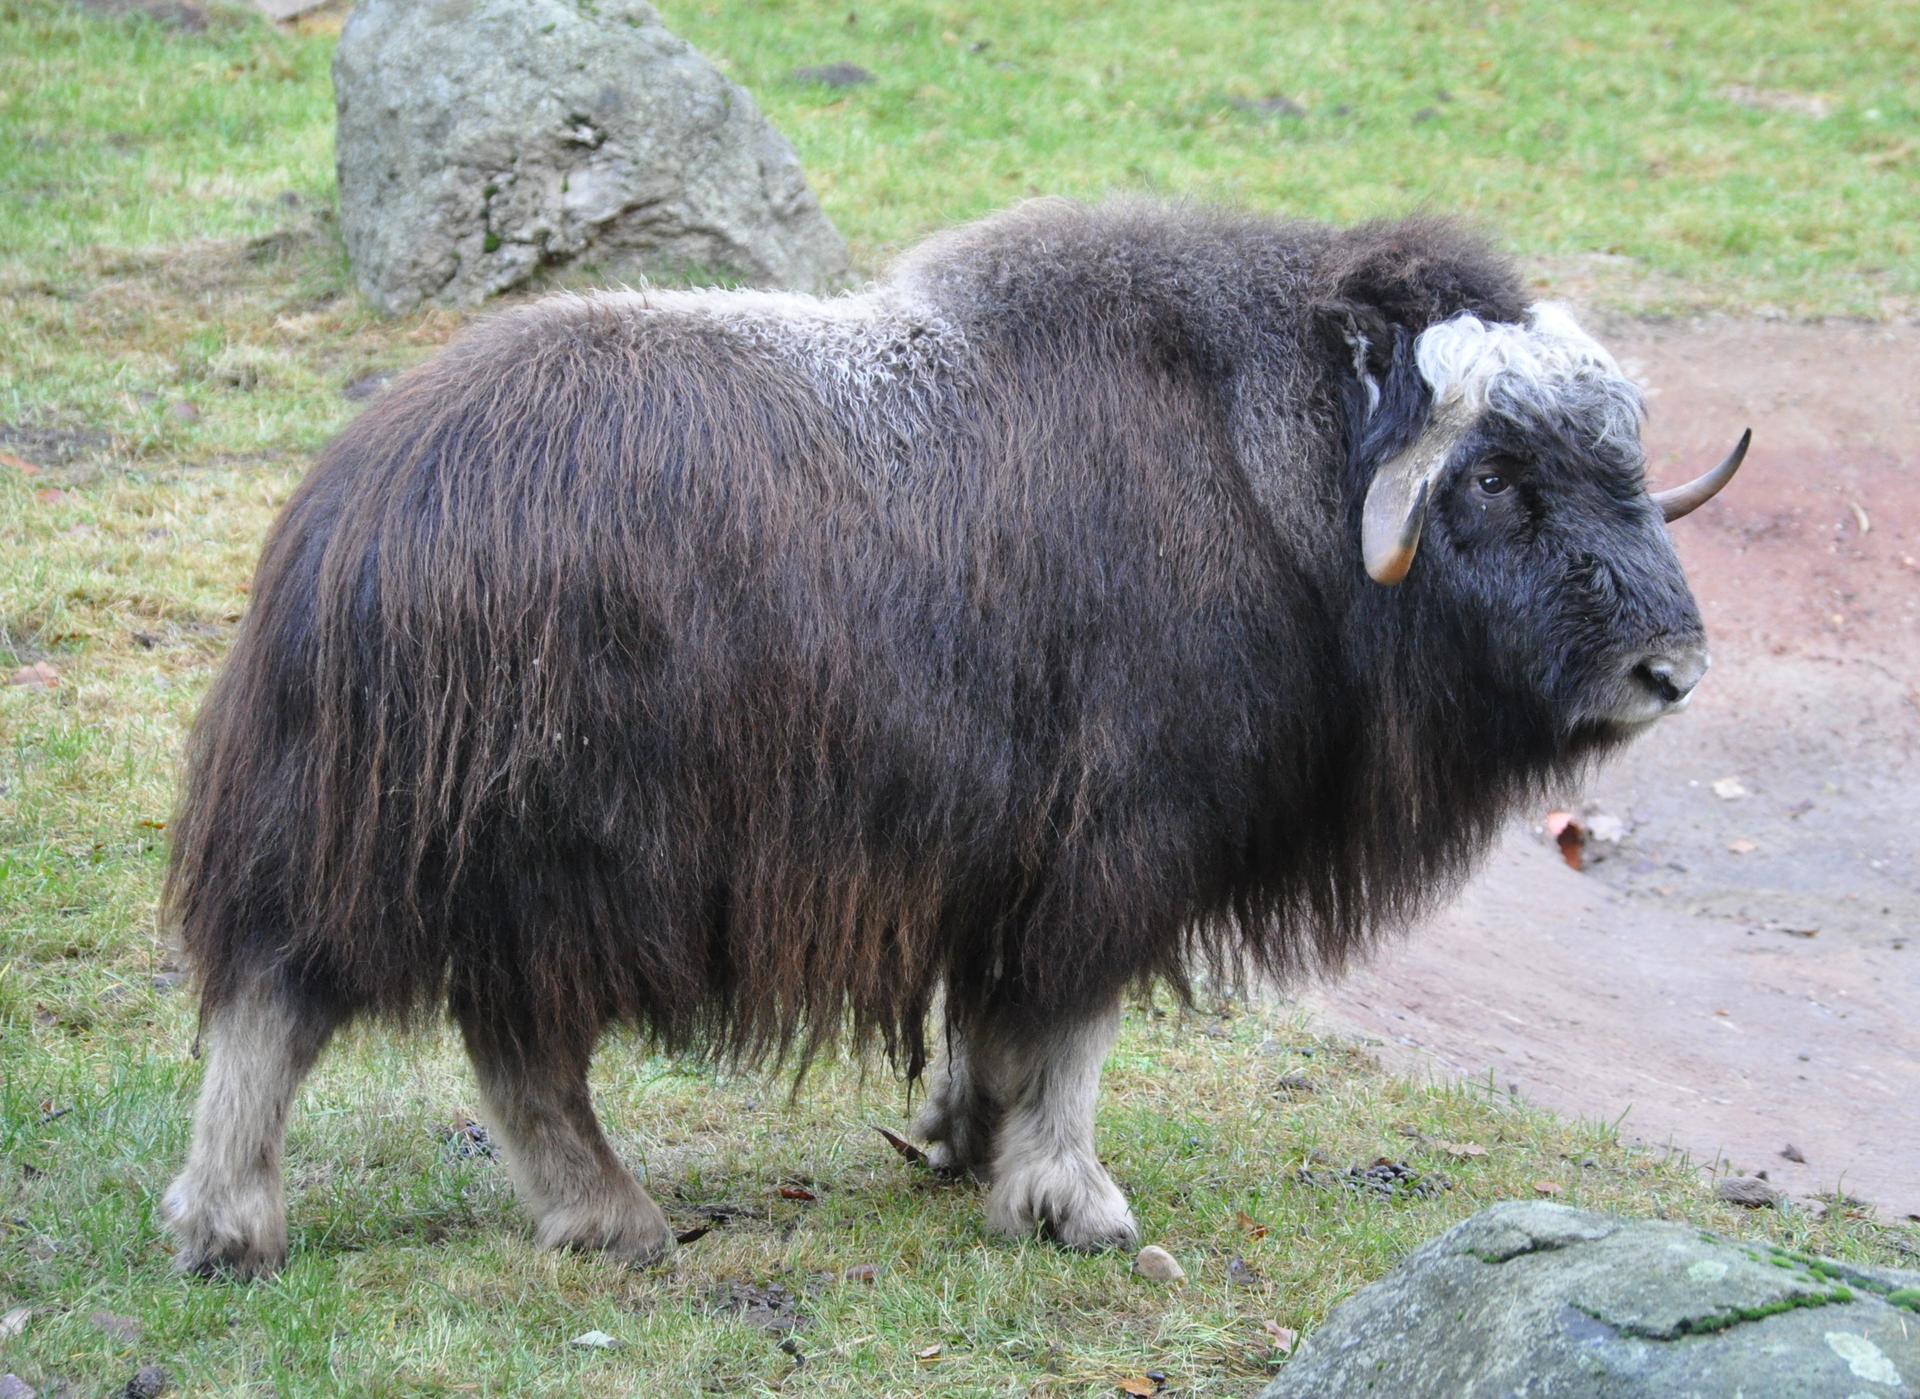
[
  {"left": 913, "top": 1024, "right": 1001, "bottom": 1176},
  {"left": 455, "top": 1004, "right": 671, "bottom": 1267},
  {"left": 165, "top": 976, "right": 342, "bottom": 1279}
]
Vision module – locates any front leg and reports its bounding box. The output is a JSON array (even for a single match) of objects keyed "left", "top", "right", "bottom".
[{"left": 971, "top": 998, "right": 1139, "bottom": 1252}]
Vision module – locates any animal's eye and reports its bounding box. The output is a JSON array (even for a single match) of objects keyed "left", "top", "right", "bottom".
[{"left": 1476, "top": 472, "right": 1510, "bottom": 496}]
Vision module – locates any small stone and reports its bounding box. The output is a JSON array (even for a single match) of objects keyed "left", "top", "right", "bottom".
[
  {"left": 120, "top": 1368, "right": 169, "bottom": 1399},
  {"left": 1133, "top": 1244, "right": 1185, "bottom": 1283},
  {"left": 1711, "top": 777, "right": 1749, "bottom": 800},
  {"left": 1715, "top": 1175, "right": 1783, "bottom": 1209},
  {"left": 0, "top": 1374, "right": 34, "bottom": 1399},
  {"left": 1585, "top": 812, "right": 1626, "bottom": 844},
  {"left": 568, "top": 1330, "right": 619, "bottom": 1349}
]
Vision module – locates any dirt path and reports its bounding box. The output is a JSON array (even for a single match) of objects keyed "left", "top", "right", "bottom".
[{"left": 1304, "top": 318, "right": 1920, "bottom": 1219}]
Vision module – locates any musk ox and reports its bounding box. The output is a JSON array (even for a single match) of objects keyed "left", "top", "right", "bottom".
[{"left": 162, "top": 198, "right": 1745, "bottom": 1277}]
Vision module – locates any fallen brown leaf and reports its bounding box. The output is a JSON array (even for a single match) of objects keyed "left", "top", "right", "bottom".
[
  {"left": 1235, "top": 1209, "right": 1269, "bottom": 1240},
  {"left": 0, "top": 452, "right": 41, "bottom": 476},
  {"left": 1262, "top": 1319, "right": 1298, "bottom": 1354},
  {"left": 778, "top": 1185, "right": 817, "bottom": 1201},
  {"left": 1544, "top": 810, "right": 1585, "bottom": 870},
  {"left": 1438, "top": 1140, "right": 1488, "bottom": 1159},
  {"left": 6, "top": 662, "right": 58, "bottom": 691},
  {"left": 1533, "top": 1180, "right": 1563, "bottom": 1197},
  {"left": 915, "top": 1344, "right": 942, "bottom": 1362},
  {"left": 842, "top": 1263, "right": 879, "bottom": 1284},
  {"left": 1117, "top": 1379, "right": 1156, "bottom": 1397},
  {"left": 876, "top": 1125, "right": 928, "bottom": 1167},
  {"left": 35, "top": 488, "right": 71, "bottom": 506}
]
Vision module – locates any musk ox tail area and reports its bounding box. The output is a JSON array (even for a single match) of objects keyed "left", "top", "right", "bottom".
[{"left": 163, "top": 296, "right": 946, "bottom": 1072}]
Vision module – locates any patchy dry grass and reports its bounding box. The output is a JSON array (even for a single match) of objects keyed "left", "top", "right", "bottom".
[{"left": 3, "top": 0, "right": 1917, "bottom": 1394}]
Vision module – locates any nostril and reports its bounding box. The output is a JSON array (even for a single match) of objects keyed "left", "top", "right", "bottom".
[
  {"left": 1637, "top": 660, "right": 1682, "bottom": 704},
  {"left": 1635, "top": 648, "right": 1710, "bottom": 707}
]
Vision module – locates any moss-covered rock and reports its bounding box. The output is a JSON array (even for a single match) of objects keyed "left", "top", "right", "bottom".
[{"left": 1260, "top": 1202, "right": 1919, "bottom": 1397}]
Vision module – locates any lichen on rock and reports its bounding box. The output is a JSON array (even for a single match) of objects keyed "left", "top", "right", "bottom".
[{"left": 1260, "top": 1201, "right": 1919, "bottom": 1397}]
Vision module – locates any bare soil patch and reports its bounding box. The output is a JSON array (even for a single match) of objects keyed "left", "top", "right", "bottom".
[{"left": 1307, "top": 318, "right": 1920, "bottom": 1220}]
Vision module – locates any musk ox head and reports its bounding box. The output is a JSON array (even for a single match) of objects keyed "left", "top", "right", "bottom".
[{"left": 1343, "top": 302, "right": 1747, "bottom": 750}]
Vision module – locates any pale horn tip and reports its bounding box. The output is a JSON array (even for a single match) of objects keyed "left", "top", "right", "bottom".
[{"left": 1653, "top": 428, "right": 1750, "bottom": 523}]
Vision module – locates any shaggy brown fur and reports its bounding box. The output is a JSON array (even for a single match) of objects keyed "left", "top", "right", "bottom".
[{"left": 163, "top": 198, "right": 1710, "bottom": 1270}]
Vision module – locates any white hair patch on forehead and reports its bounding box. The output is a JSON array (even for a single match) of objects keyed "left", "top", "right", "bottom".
[
  {"left": 1414, "top": 302, "right": 1619, "bottom": 405},
  {"left": 1412, "top": 301, "right": 1642, "bottom": 449}
]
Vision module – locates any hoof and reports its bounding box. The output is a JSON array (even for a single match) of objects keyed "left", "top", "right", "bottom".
[
  {"left": 533, "top": 1188, "right": 674, "bottom": 1268},
  {"left": 163, "top": 1173, "right": 289, "bottom": 1281},
  {"left": 986, "top": 1158, "right": 1139, "bottom": 1253}
]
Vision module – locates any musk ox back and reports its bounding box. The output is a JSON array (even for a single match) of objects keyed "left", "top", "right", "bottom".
[{"left": 162, "top": 199, "right": 1745, "bottom": 1275}]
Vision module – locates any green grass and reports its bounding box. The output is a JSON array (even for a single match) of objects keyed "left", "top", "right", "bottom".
[
  {"left": 2, "top": 0, "right": 1917, "bottom": 1394},
  {"left": 676, "top": 0, "right": 1919, "bottom": 317}
]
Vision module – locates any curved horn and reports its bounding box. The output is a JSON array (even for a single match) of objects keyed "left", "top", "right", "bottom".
[
  {"left": 1363, "top": 476, "right": 1432, "bottom": 585},
  {"left": 1359, "top": 402, "right": 1474, "bottom": 586},
  {"left": 1653, "top": 428, "right": 1750, "bottom": 523}
]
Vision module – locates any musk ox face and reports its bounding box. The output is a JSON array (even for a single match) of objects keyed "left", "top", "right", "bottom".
[{"left": 1348, "top": 303, "right": 1744, "bottom": 756}]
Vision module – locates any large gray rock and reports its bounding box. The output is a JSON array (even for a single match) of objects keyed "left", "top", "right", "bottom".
[
  {"left": 1261, "top": 1202, "right": 1920, "bottom": 1398},
  {"left": 333, "top": 0, "right": 849, "bottom": 314}
]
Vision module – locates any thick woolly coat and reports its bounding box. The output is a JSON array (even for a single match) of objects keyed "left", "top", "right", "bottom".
[{"left": 167, "top": 199, "right": 1626, "bottom": 1075}]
